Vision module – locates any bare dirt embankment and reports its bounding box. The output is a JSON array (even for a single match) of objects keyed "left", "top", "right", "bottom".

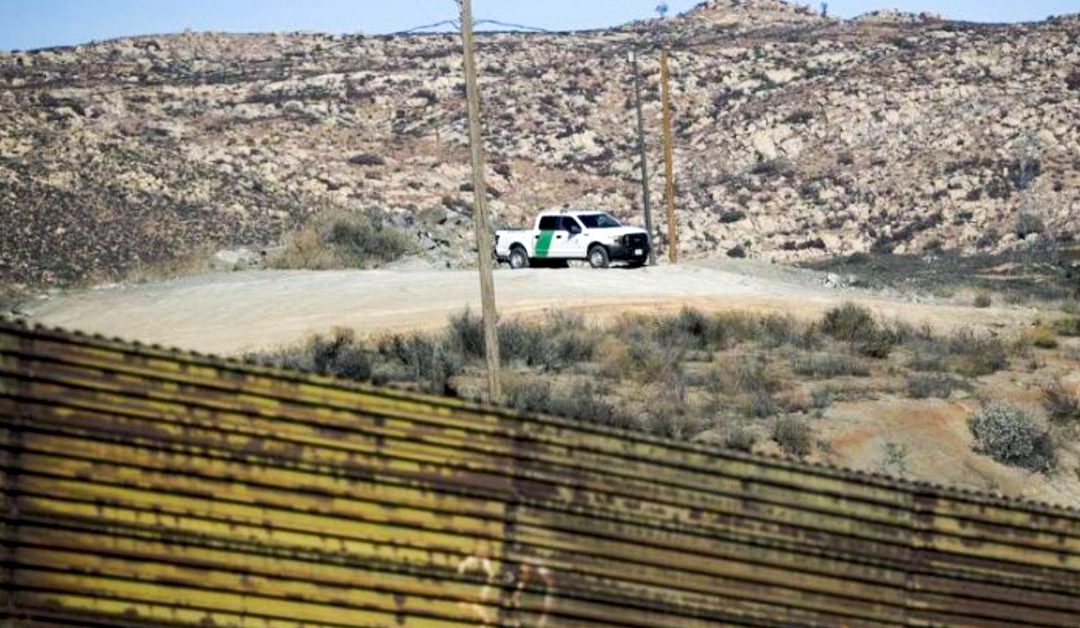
[{"left": 24, "top": 260, "right": 1034, "bottom": 355}]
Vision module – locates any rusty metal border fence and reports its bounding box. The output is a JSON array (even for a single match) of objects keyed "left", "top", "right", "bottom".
[{"left": 1, "top": 317, "right": 1079, "bottom": 626}]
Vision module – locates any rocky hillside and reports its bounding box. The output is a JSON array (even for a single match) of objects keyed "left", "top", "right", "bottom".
[{"left": 1, "top": 0, "right": 1078, "bottom": 287}]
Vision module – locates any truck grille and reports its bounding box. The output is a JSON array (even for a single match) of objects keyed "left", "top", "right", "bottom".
[{"left": 624, "top": 233, "right": 649, "bottom": 249}]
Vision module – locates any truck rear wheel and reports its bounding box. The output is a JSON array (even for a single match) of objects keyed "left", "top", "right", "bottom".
[
  {"left": 588, "top": 245, "right": 610, "bottom": 269},
  {"left": 509, "top": 246, "right": 530, "bottom": 269}
]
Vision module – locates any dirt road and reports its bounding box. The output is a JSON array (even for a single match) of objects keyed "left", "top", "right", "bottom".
[{"left": 25, "top": 260, "right": 1035, "bottom": 355}]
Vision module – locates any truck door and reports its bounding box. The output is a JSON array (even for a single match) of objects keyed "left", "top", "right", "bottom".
[
  {"left": 547, "top": 216, "right": 583, "bottom": 259},
  {"left": 560, "top": 216, "right": 588, "bottom": 258},
  {"left": 534, "top": 215, "right": 561, "bottom": 260}
]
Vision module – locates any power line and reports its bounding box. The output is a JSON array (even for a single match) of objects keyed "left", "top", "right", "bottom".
[
  {"left": 473, "top": 20, "right": 550, "bottom": 33},
  {"left": 396, "top": 19, "right": 459, "bottom": 34},
  {"left": 395, "top": 16, "right": 551, "bottom": 35}
]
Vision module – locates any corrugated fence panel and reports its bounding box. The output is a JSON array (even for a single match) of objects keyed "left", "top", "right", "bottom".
[{"left": 1, "top": 319, "right": 1079, "bottom": 627}]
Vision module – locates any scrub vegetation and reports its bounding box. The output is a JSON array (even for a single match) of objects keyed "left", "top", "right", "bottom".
[
  {"left": 269, "top": 208, "right": 415, "bottom": 270},
  {"left": 250, "top": 302, "right": 1077, "bottom": 475}
]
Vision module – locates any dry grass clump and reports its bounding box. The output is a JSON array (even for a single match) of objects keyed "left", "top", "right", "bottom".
[
  {"left": 1042, "top": 379, "right": 1080, "bottom": 425},
  {"left": 449, "top": 309, "right": 598, "bottom": 370},
  {"left": 944, "top": 329, "right": 1010, "bottom": 376},
  {"left": 973, "top": 292, "right": 993, "bottom": 308},
  {"left": 820, "top": 303, "right": 901, "bottom": 358},
  {"left": 271, "top": 208, "right": 415, "bottom": 270},
  {"left": 1025, "top": 325, "right": 1059, "bottom": 350},
  {"left": 906, "top": 373, "right": 963, "bottom": 399},
  {"left": 1052, "top": 316, "right": 1080, "bottom": 337},
  {"left": 502, "top": 377, "right": 635, "bottom": 430},
  {"left": 790, "top": 352, "right": 869, "bottom": 379},
  {"left": 772, "top": 416, "right": 813, "bottom": 457},
  {"left": 707, "top": 355, "right": 784, "bottom": 418}
]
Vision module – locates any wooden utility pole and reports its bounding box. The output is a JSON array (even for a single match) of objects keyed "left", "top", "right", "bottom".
[
  {"left": 629, "top": 49, "right": 657, "bottom": 266},
  {"left": 457, "top": 0, "right": 501, "bottom": 402},
  {"left": 659, "top": 48, "right": 679, "bottom": 263}
]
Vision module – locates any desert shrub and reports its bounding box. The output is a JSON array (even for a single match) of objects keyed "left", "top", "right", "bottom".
[
  {"left": 269, "top": 227, "right": 340, "bottom": 269},
  {"left": 502, "top": 379, "right": 635, "bottom": 429},
  {"left": 376, "top": 333, "right": 463, "bottom": 394},
  {"left": 947, "top": 329, "right": 1009, "bottom": 376},
  {"left": 723, "top": 426, "right": 757, "bottom": 452},
  {"left": 643, "top": 392, "right": 701, "bottom": 440},
  {"left": 743, "top": 386, "right": 779, "bottom": 419},
  {"left": 973, "top": 292, "right": 993, "bottom": 308},
  {"left": 503, "top": 377, "right": 553, "bottom": 413},
  {"left": 250, "top": 328, "right": 372, "bottom": 381},
  {"left": 709, "top": 355, "right": 782, "bottom": 395},
  {"left": 758, "top": 314, "right": 800, "bottom": 349},
  {"left": 496, "top": 319, "right": 547, "bottom": 366},
  {"left": 307, "top": 329, "right": 372, "bottom": 381},
  {"left": 907, "top": 341, "right": 948, "bottom": 372},
  {"left": 1067, "top": 70, "right": 1080, "bottom": 91},
  {"left": 553, "top": 381, "right": 636, "bottom": 430},
  {"left": 544, "top": 311, "right": 597, "bottom": 366},
  {"left": 1015, "top": 212, "right": 1045, "bottom": 239},
  {"left": 348, "top": 153, "right": 386, "bottom": 166},
  {"left": 1026, "top": 325, "right": 1059, "bottom": 349},
  {"left": 272, "top": 209, "right": 414, "bottom": 269},
  {"left": 822, "top": 303, "right": 876, "bottom": 342},
  {"left": 719, "top": 209, "right": 747, "bottom": 224},
  {"left": 773, "top": 416, "right": 813, "bottom": 457},
  {"left": 968, "top": 403, "right": 1053, "bottom": 472},
  {"left": 325, "top": 211, "right": 414, "bottom": 265},
  {"left": 1052, "top": 317, "right": 1080, "bottom": 337},
  {"left": 1042, "top": 380, "right": 1080, "bottom": 425},
  {"left": 877, "top": 442, "right": 910, "bottom": 476},
  {"left": 811, "top": 388, "right": 833, "bottom": 410},
  {"left": 751, "top": 158, "right": 794, "bottom": 177},
  {"left": 784, "top": 110, "right": 814, "bottom": 125},
  {"left": 906, "top": 373, "right": 962, "bottom": 399},
  {"left": 821, "top": 303, "right": 899, "bottom": 358},
  {"left": 707, "top": 355, "right": 782, "bottom": 419},
  {"left": 790, "top": 352, "right": 869, "bottom": 379},
  {"left": 448, "top": 309, "right": 486, "bottom": 360},
  {"left": 856, "top": 329, "right": 900, "bottom": 359},
  {"left": 708, "top": 311, "right": 760, "bottom": 348},
  {"left": 448, "top": 310, "right": 596, "bottom": 370},
  {"left": 656, "top": 307, "right": 715, "bottom": 351}
]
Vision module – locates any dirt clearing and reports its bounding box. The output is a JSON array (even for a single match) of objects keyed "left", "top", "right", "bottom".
[{"left": 24, "top": 260, "right": 1037, "bottom": 355}]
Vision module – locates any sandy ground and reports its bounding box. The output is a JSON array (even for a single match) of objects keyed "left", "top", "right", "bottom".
[{"left": 25, "top": 260, "right": 1037, "bottom": 355}]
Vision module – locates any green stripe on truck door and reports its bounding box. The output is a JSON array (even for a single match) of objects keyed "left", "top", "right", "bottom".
[{"left": 535, "top": 230, "right": 555, "bottom": 258}]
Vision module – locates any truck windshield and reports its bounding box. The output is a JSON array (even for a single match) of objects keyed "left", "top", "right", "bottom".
[{"left": 578, "top": 214, "right": 621, "bottom": 229}]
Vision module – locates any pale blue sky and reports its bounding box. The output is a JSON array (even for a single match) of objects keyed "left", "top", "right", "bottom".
[{"left": 1, "top": 1, "right": 1077, "bottom": 51}]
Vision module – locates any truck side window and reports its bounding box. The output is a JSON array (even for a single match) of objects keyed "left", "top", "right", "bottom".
[
  {"left": 562, "top": 217, "right": 582, "bottom": 233},
  {"left": 538, "top": 216, "right": 560, "bottom": 231}
]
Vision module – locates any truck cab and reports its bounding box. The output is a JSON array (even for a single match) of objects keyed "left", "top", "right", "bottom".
[{"left": 495, "top": 211, "right": 650, "bottom": 269}]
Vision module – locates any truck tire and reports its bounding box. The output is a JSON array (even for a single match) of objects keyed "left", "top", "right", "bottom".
[
  {"left": 588, "top": 245, "right": 610, "bottom": 269},
  {"left": 509, "top": 246, "right": 530, "bottom": 270}
]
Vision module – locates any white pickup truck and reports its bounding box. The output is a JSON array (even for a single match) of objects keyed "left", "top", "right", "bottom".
[{"left": 494, "top": 211, "right": 651, "bottom": 269}]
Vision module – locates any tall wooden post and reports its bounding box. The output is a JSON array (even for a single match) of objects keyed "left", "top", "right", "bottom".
[
  {"left": 630, "top": 49, "right": 657, "bottom": 267},
  {"left": 458, "top": 0, "right": 501, "bottom": 402},
  {"left": 660, "top": 48, "right": 678, "bottom": 263}
]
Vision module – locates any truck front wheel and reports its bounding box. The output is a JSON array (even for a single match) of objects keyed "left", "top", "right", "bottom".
[
  {"left": 509, "top": 246, "right": 530, "bottom": 270},
  {"left": 588, "top": 245, "right": 610, "bottom": 269}
]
